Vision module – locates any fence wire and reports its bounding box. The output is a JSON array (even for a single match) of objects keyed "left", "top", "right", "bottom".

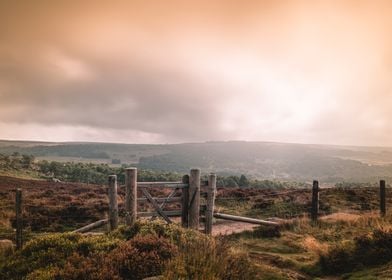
[{"left": 2, "top": 185, "right": 391, "bottom": 239}]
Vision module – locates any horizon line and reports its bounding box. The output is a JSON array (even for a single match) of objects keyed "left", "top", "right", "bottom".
[{"left": 1, "top": 138, "right": 391, "bottom": 149}]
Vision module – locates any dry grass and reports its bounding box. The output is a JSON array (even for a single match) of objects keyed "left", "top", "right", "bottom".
[
  {"left": 0, "top": 239, "right": 14, "bottom": 258},
  {"left": 163, "top": 235, "right": 259, "bottom": 280},
  {"left": 320, "top": 212, "right": 363, "bottom": 222},
  {"left": 302, "top": 236, "right": 329, "bottom": 255},
  {"left": 225, "top": 212, "right": 392, "bottom": 279},
  {"left": 0, "top": 209, "right": 13, "bottom": 228}
]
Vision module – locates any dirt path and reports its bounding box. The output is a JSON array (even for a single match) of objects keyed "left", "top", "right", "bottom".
[{"left": 211, "top": 220, "right": 259, "bottom": 236}]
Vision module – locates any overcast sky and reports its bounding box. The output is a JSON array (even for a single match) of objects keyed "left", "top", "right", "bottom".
[{"left": 0, "top": 0, "right": 391, "bottom": 146}]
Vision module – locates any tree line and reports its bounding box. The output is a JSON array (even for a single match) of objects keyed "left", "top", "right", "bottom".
[{"left": 0, "top": 153, "right": 303, "bottom": 188}]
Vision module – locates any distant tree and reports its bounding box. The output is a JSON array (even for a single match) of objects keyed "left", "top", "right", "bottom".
[
  {"left": 225, "top": 177, "right": 239, "bottom": 188},
  {"left": 21, "top": 154, "right": 35, "bottom": 168},
  {"left": 0, "top": 154, "right": 10, "bottom": 165},
  {"left": 238, "top": 174, "right": 249, "bottom": 187},
  {"left": 11, "top": 152, "right": 20, "bottom": 157}
]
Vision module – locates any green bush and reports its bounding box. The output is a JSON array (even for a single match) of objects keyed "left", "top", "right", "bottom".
[
  {"left": 25, "top": 266, "right": 58, "bottom": 280},
  {"left": 0, "top": 233, "right": 120, "bottom": 280},
  {"left": 111, "top": 220, "right": 197, "bottom": 244},
  {"left": 1, "top": 233, "right": 79, "bottom": 279}
]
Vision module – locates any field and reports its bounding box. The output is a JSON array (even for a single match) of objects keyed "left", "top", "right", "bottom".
[{"left": 2, "top": 174, "right": 392, "bottom": 279}]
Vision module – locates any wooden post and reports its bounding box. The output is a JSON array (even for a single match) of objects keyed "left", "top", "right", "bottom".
[
  {"left": 311, "top": 180, "right": 319, "bottom": 222},
  {"left": 181, "top": 175, "right": 190, "bottom": 228},
  {"left": 108, "top": 175, "right": 119, "bottom": 230},
  {"left": 380, "top": 180, "right": 386, "bottom": 217},
  {"left": 15, "top": 188, "right": 23, "bottom": 250},
  {"left": 205, "top": 173, "right": 217, "bottom": 234},
  {"left": 125, "top": 168, "right": 137, "bottom": 226},
  {"left": 188, "top": 169, "right": 201, "bottom": 230}
]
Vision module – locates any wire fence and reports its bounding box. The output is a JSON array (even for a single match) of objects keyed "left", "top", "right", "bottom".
[
  {"left": 1, "top": 182, "right": 390, "bottom": 241},
  {"left": 215, "top": 188, "right": 310, "bottom": 201}
]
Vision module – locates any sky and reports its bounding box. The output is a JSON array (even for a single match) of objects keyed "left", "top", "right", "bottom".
[{"left": 0, "top": 0, "right": 391, "bottom": 146}]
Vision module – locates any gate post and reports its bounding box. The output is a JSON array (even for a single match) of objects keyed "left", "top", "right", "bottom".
[
  {"left": 15, "top": 188, "right": 23, "bottom": 250},
  {"left": 311, "top": 180, "right": 319, "bottom": 222},
  {"left": 125, "top": 168, "right": 137, "bottom": 226},
  {"left": 189, "top": 169, "right": 201, "bottom": 230},
  {"left": 181, "top": 175, "right": 190, "bottom": 228},
  {"left": 108, "top": 175, "right": 119, "bottom": 230},
  {"left": 205, "top": 173, "right": 217, "bottom": 234},
  {"left": 380, "top": 180, "right": 386, "bottom": 217}
]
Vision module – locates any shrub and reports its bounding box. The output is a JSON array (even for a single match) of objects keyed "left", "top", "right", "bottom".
[
  {"left": 163, "top": 235, "right": 259, "bottom": 280},
  {"left": 1, "top": 221, "right": 258, "bottom": 280},
  {"left": 319, "top": 242, "right": 355, "bottom": 274},
  {"left": 56, "top": 234, "right": 177, "bottom": 280},
  {"left": 0, "top": 233, "right": 120, "bottom": 280},
  {"left": 103, "top": 234, "right": 177, "bottom": 280},
  {"left": 111, "top": 221, "right": 259, "bottom": 279},
  {"left": 319, "top": 228, "right": 392, "bottom": 274},
  {"left": 253, "top": 225, "right": 281, "bottom": 238},
  {"left": 76, "top": 234, "right": 119, "bottom": 256},
  {"left": 54, "top": 252, "right": 110, "bottom": 280},
  {"left": 1, "top": 233, "right": 80, "bottom": 278},
  {"left": 111, "top": 220, "right": 196, "bottom": 244},
  {"left": 25, "top": 266, "right": 58, "bottom": 280}
]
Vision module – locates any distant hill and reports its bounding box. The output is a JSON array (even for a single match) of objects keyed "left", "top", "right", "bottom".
[{"left": 1, "top": 139, "right": 392, "bottom": 182}]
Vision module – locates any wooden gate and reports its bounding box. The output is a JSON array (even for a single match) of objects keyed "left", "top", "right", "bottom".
[
  {"left": 115, "top": 168, "right": 217, "bottom": 234},
  {"left": 137, "top": 180, "right": 188, "bottom": 224},
  {"left": 74, "top": 168, "right": 216, "bottom": 235}
]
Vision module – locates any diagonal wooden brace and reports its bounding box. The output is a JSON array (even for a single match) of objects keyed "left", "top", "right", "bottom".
[
  {"left": 151, "top": 188, "right": 179, "bottom": 220},
  {"left": 141, "top": 188, "right": 172, "bottom": 224}
]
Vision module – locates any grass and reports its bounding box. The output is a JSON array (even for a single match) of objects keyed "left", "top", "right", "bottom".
[
  {"left": 347, "top": 261, "right": 392, "bottom": 280},
  {"left": 0, "top": 169, "right": 42, "bottom": 180},
  {"left": 224, "top": 213, "right": 392, "bottom": 279},
  {"left": 215, "top": 200, "right": 308, "bottom": 219}
]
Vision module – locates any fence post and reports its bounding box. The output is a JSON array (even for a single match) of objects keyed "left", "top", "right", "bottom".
[
  {"left": 181, "top": 175, "right": 190, "bottom": 228},
  {"left": 108, "top": 175, "right": 119, "bottom": 230},
  {"left": 189, "top": 169, "right": 201, "bottom": 230},
  {"left": 205, "top": 173, "right": 217, "bottom": 234},
  {"left": 311, "top": 180, "right": 319, "bottom": 222},
  {"left": 125, "top": 168, "right": 137, "bottom": 226},
  {"left": 380, "top": 180, "right": 386, "bottom": 217},
  {"left": 15, "top": 188, "right": 23, "bottom": 250}
]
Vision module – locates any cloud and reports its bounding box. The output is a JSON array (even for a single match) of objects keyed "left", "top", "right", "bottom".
[
  {"left": 0, "top": 43, "right": 227, "bottom": 142},
  {"left": 0, "top": 0, "right": 392, "bottom": 145}
]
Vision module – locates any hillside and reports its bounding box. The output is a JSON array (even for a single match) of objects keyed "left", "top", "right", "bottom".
[{"left": 1, "top": 140, "right": 392, "bottom": 182}]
